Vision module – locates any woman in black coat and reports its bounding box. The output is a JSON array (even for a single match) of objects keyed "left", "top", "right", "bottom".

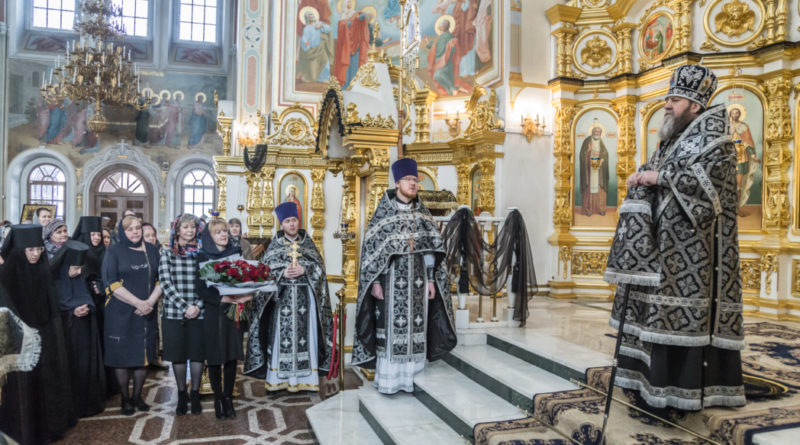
[{"left": 196, "top": 218, "right": 249, "bottom": 419}]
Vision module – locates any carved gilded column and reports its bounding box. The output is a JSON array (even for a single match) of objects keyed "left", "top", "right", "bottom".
[
  {"left": 216, "top": 175, "right": 227, "bottom": 218},
  {"left": 310, "top": 168, "right": 326, "bottom": 256},
  {"left": 612, "top": 96, "right": 637, "bottom": 206},
  {"left": 456, "top": 161, "right": 471, "bottom": 207},
  {"left": 764, "top": 0, "right": 776, "bottom": 44},
  {"left": 551, "top": 101, "right": 578, "bottom": 231},
  {"left": 413, "top": 88, "right": 437, "bottom": 143},
  {"left": 260, "top": 167, "right": 276, "bottom": 233},
  {"left": 245, "top": 172, "right": 260, "bottom": 232},
  {"left": 479, "top": 155, "right": 496, "bottom": 216},
  {"left": 668, "top": 0, "right": 693, "bottom": 54},
  {"left": 611, "top": 23, "right": 634, "bottom": 75},
  {"left": 340, "top": 163, "right": 359, "bottom": 303},
  {"left": 774, "top": 0, "right": 788, "bottom": 42},
  {"left": 761, "top": 75, "right": 792, "bottom": 231},
  {"left": 552, "top": 24, "right": 578, "bottom": 78}
]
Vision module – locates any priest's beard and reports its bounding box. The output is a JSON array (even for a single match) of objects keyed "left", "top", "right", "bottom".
[{"left": 658, "top": 108, "right": 696, "bottom": 141}]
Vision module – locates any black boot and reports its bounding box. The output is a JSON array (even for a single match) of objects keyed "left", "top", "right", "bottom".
[
  {"left": 190, "top": 390, "right": 202, "bottom": 415},
  {"left": 121, "top": 396, "right": 135, "bottom": 416},
  {"left": 222, "top": 397, "right": 236, "bottom": 419},
  {"left": 176, "top": 390, "right": 189, "bottom": 415},
  {"left": 214, "top": 395, "right": 225, "bottom": 419},
  {"left": 134, "top": 395, "right": 150, "bottom": 412}
]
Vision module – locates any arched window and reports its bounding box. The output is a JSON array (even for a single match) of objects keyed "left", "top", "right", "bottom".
[
  {"left": 28, "top": 164, "right": 67, "bottom": 219},
  {"left": 182, "top": 168, "right": 216, "bottom": 218},
  {"left": 98, "top": 171, "right": 147, "bottom": 194}
]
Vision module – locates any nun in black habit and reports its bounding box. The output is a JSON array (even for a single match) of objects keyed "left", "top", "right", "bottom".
[
  {"left": 0, "top": 224, "right": 76, "bottom": 444},
  {"left": 71, "top": 216, "right": 106, "bottom": 330},
  {"left": 51, "top": 239, "right": 107, "bottom": 417}
]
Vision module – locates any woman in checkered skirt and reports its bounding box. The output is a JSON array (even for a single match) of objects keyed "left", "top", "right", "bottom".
[{"left": 159, "top": 213, "right": 206, "bottom": 415}]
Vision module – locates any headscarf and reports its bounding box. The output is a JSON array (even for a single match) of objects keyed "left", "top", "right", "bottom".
[
  {"left": 141, "top": 222, "right": 162, "bottom": 252},
  {"left": 199, "top": 223, "right": 241, "bottom": 260},
  {"left": 42, "top": 219, "right": 67, "bottom": 258},
  {"left": 71, "top": 216, "right": 105, "bottom": 281},
  {"left": 169, "top": 214, "right": 204, "bottom": 258},
  {"left": 0, "top": 235, "right": 54, "bottom": 329},
  {"left": 117, "top": 217, "right": 143, "bottom": 248}
]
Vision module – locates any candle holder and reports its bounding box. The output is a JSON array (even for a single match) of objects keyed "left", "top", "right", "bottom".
[
  {"left": 522, "top": 113, "right": 546, "bottom": 142},
  {"left": 445, "top": 111, "right": 461, "bottom": 138}
]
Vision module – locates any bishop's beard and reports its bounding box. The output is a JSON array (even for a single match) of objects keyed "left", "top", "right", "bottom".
[{"left": 658, "top": 108, "right": 696, "bottom": 141}]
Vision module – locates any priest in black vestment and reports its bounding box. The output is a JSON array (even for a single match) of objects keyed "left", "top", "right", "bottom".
[
  {"left": 244, "top": 202, "right": 334, "bottom": 392},
  {"left": 351, "top": 158, "right": 457, "bottom": 394},
  {"left": 606, "top": 64, "right": 745, "bottom": 411},
  {"left": 0, "top": 224, "right": 76, "bottom": 444}
]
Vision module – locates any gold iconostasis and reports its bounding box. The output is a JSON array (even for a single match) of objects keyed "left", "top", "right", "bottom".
[{"left": 548, "top": 0, "right": 800, "bottom": 322}]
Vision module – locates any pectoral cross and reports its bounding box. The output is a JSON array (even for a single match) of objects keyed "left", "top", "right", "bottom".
[{"left": 288, "top": 241, "right": 302, "bottom": 267}]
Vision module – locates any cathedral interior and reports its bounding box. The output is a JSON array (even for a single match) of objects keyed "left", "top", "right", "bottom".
[{"left": 2, "top": 0, "right": 800, "bottom": 444}]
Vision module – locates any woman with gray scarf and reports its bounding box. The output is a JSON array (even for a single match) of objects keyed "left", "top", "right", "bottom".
[{"left": 43, "top": 219, "right": 69, "bottom": 259}]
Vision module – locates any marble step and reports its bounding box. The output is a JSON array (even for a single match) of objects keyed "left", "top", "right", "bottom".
[
  {"left": 306, "top": 390, "right": 381, "bottom": 445},
  {"left": 444, "top": 343, "right": 579, "bottom": 410},
  {"left": 413, "top": 360, "right": 527, "bottom": 440},
  {"left": 483, "top": 327, "right": 611, "bottom": 382},
  {"left": 357, "top": 385, "right": 466, "bottom": 445}
]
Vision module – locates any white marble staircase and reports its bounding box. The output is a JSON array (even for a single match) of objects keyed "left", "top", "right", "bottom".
[{"left": 306, "top": 328, "right": 593, "bottom": 445}]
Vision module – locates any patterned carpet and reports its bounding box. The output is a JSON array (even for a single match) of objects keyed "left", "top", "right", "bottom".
[
  {"left": 53, "top": 366, "right": 322, "bottom": 445},
  {"left": 474, "top": 322, "right": 800, "bottom": 445}
]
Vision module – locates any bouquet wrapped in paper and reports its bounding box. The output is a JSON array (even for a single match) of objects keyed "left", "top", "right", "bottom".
[{"left": 199, "top": 258, "right": 277, "bottom": 326}]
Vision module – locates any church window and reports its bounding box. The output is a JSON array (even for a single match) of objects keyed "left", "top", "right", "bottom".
[
  {"left": 31, "top": 0, "right": 76, "bottom": 30},
  {"left": 28, "top": 164, "right": 67, "bottom": 220},
  {"left": 178, "top": 0, "right": 218, "bottom": 43},
  {"left": 112, "top": 0, "right": 150, "bottom": 37},
  {"left": 182, "top": 168, "right": 216, "bottom": 218},
  {"left": 98, "top": 171, "right": 146, "bottom": 194}
]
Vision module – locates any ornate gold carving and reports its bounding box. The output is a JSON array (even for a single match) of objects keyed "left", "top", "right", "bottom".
[
  {"left": 552, "top": 103, "right": 578, "bottom": 229},
  {"left": 76, "top": 193, "right": 83, "bottom": 210},
  {"left": 559, "top": 245, "right": 573, "bottom": 278},
  {"left": 700, "top": 40, "right": 722, "bottom": 51},
  {"left": 613, "top": 97, "right": 637, "bottom": 208},
  {"left": 611, "top": 22, "right": 634, "bottom": 75},
  {"left": 361, "top": 113, "right": 397, "bottom": 128},
  {"left": 580, "top": 35, "right": 613, "bottom": 69},
  {"left": 552, "top": 23, "right": 579, "bottom": 78},
  {"left": 216, "top": 175, "right": 227, "bottom": 218},
  {"left": 761, "top": 252, "right": 777, "bottom": 292},
  {"left": 270, "top": 118, "right": 315, "bottom": 146},
  {"left": 571, "top": 250, "right": 609, "bottom": 276},
  {"left": 217, "top": 115, "right": 233, "bottom": 156},
  {"left": 478, "top": 156, "right": 496, "bottom": 216},
  {"left": 348, "top": 62, "right": 380, "bottom": 91},
  {"left": 715, "top": 0, "right": 756, "bottom": 37},
  {"left": 740, "top": 258, "right": 761, "bottom": 291},
  {"left": 761, "top": 75, "right": 792, "bottom": 229},
  {"left": 465, "top": 85, "right": 502, "bottom": 135},
  {"left": 413, "top": 88, "right": 437, "bottom": 143},
  {"left": 456, "top": 163, "right": 471, "bottom": 206},
  {"left": 310, "top": 169, "right": 325, "bottom": 256},
  {"left": 703, "top": 0, "right": 765, "bottom": 47},
  {"left": 345, "top": 103, "right": 359, "bottom": 125}
]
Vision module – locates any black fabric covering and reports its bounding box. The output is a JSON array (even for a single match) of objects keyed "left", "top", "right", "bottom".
[
  {"left": 60, "top": 310, "right": 106, "bottom": 417},
  {"left": 0, "top": 224, "right": 43, "bottom": 258},
  {"left": 49, "top": 240, "right": 90, "bottom": 275},
  {"left": 0, "top": 247, "right": 77, "bottom": 444},
  {"left": 442, "top": 207, "right": 539, "bottom": 325},
  {"left": 196, "top": 226, "right": 244, "bottom": 365}
]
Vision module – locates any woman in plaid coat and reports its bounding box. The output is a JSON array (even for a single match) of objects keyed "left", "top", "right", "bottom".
[{"left": 159, "top": 213, "right": 205, "bottom": 415}]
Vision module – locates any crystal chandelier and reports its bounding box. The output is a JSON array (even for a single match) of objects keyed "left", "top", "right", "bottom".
[{"left": 40, "top": 0, "right": 145, "bottom": 133}]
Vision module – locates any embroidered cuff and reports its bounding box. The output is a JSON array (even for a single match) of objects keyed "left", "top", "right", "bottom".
[{"left": 426, "top": 266, "right": 435, "bottom": 282}]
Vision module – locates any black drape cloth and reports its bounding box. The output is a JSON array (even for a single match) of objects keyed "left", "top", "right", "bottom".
[
  {"left": 442, "top": 207, "right": 539, "bottom": 325},
  {"left": 0, "top": 250, "right": 76, "bottom": 444}
]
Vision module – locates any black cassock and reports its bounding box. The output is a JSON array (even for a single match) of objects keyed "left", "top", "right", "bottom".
[{"left": 0, "top": 250, "right": 76, "bottom": 444}]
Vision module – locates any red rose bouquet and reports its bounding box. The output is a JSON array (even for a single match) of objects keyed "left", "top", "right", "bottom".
[{"left": 199, "top": 258, "right": 277, "bottom": 326}]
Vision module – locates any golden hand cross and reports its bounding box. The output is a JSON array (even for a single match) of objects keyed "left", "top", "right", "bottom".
[{"left": 288, "top": 241, "right": 303, "bottom": 267}]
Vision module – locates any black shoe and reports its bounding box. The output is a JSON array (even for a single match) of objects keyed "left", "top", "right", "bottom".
[
  {"left": 214, "top": 395, "right": 225, "bottom": 419},
  {"left": 190, "top": 390, "right": 202, "bottom": 415},
  {"left": 176, "top": 390, "right": 189, "bottom": 415},
  {"left": 121, "top": 396, "right": 135, "bottom": 416},
  {"left": 222, "top": 397, "right": 236, "bottom": 419},
  {"left": 134, "top": 396, "right": 150, "bottom": 412}
]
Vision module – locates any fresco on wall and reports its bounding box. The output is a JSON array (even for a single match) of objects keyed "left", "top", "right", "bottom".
[
  {"left": 289, "top": 0, "right": 496, "bottom": 98},
  {"left": 6, "top": 59, "right": 226, "bottom": 170},
  {"left": 573, "top": 109, "right": 618, "bottom": 228},
  {"left": 710, "top": 87, "right": 763, "bottom": 230},
  {"left": 644, "top": 105, "right": 664, "bottom": 161}
]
